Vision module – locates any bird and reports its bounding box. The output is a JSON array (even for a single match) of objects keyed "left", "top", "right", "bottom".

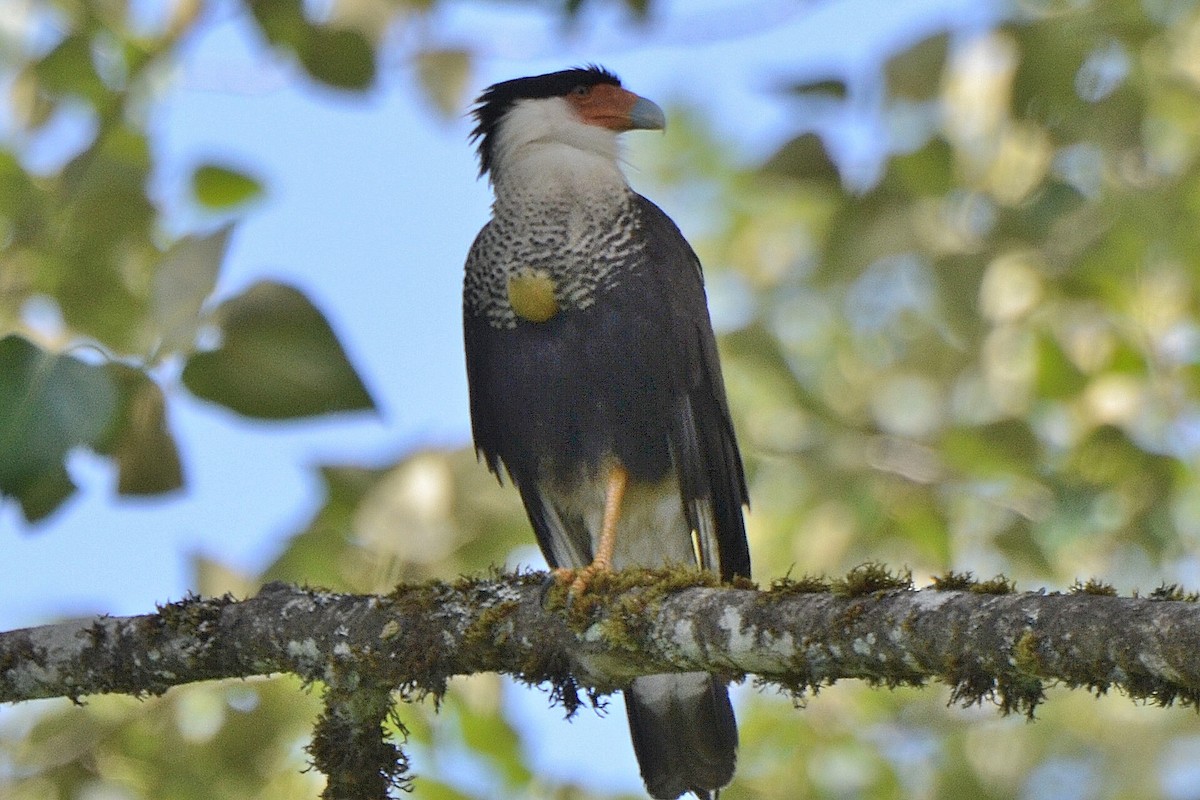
[{"left": 462, "top": 65, "right": 750, "bottom": 800}]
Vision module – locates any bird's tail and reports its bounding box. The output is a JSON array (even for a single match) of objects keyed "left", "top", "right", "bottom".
[{"left": 625, "top": 672, "right": 737, "bottom": 800}]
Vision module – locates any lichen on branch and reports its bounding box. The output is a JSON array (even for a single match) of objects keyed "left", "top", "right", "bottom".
[{"left": 4, "top": 568, "right": 1200, "bottom": 798}]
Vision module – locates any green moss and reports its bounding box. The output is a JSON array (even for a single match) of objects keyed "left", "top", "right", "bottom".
[
  {"left": 382, "top": 582, "right": 461, "bottom": 699},
  {"left": 595, "top": 591, "right": 653, "bottom": 655},
  {"left": 930, "top": 571, "right": 975, "bottom": 591},
  {"left": 460, "top": 599, "right": 520, "bottom": 650},
  {"left": 0, "top": 635, "right": 40, "bottom": 690},
  {"left": 1069, "top": 578, "right": 1117, "bottom": 596},
  {"left": 309, "top": 686, "right": 409, "bottom": 797},
  {"left": 1013, "top": 631, "right": 1043, "bottom": 674},
  {"left": 387, "top": 581, "right": 443, "bottom": 615},
  {"left": 600, "top": 567, "right": 719, "bottom": 649},
  {"left": 764, "top": 673, "right": 824, "bottom": 706},
  {"left": 546, "top": 565, "right": 721, "bottom": 632},
  {"left": 831, "top": 563, "right": 912, "bottom": 597},
  {"left": 970, "top": 575, "right": 1015, "bottom": 595},
  {"left": 157, "top": 592, "right": 236, "bottom": 633},
  {"left": 944, "top": 624, "right": 1046, "bottom": 719},
  {"left": 515, "top": 566, "right": 728, "bottom": 706},
  {"left": 767, "top": 574, "right": 831, "bottom": 595},
  {"left": 1123, "top": 674, "right": 1200, "bottom": 709},
  {"left": 996, "top": 675, "right": 1046, "bottom": 719},
  {"left": 946, "top": 661, "right": 1043, "bottom": 720},
  {"left": 729, "top": 575, "right": 759, "bottom": 590},
  {"left": 1146, "top": 583, "right": 1200, "bottom": 602}
]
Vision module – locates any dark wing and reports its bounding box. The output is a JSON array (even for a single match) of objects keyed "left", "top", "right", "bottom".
[
  {"left": 462, "top": 224, "right": 605, "bottom": 570},
  {"left": 635, "top": 194, "right": 751, "bottom": 581},
  {"left": 462, "top": 223, "right": 505, "bottom": 478}
]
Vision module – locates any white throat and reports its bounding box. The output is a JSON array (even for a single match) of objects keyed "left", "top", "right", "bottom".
[{"left": 490, "top": 96, "right": 629, "bottom": 205}]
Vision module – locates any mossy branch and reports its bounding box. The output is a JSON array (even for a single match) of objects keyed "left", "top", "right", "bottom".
[{"left": 4, "top": 568, "right": 1200, "bottom": 797}]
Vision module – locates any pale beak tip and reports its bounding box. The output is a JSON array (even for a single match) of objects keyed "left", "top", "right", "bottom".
[{"left": 630, "top": 96, "right": 666, "bottom": 131}]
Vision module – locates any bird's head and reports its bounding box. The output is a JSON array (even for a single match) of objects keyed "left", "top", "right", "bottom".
[{"left": 470, "top": 65, "right": 665, "bottom": 183}]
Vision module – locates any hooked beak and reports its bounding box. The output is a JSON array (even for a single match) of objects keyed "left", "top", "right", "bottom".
[{"left": 627, "top": 95, "right": 666, "bottom": 131}]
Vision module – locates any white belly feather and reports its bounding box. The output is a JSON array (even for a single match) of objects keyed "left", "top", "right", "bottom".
[{"left": 542, "top": 474, "right": 700, "bottom": 571}]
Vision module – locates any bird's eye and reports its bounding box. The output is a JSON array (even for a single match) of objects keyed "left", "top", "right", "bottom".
[{"left": 571, "top": 85, "right": 591, "bottom": 97}]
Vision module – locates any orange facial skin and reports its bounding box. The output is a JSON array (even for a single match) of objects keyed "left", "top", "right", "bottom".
[{"left": 566, "top": 83, "right": 662, "bottom": 131}]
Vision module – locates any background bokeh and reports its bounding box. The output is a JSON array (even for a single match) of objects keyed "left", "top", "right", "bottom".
[{"left": 5, "top": 0, "right": 1200, "bottom": 797}]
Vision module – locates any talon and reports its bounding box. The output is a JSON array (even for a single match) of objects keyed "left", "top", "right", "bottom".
[{"left": 568, "top": 562, "right": 610, "bottom": 597}]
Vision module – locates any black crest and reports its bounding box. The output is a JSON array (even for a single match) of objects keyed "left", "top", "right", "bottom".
[{"left": 469, "top": 65, "right": 621, "bottom": 177}]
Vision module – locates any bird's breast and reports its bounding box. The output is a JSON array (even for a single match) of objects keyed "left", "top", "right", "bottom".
[
  {"left": 464, "top": 197, "right": 643, "bottom": 330},
  {"left": 506, "top": 268, "right": 560, "bottom": 323}
]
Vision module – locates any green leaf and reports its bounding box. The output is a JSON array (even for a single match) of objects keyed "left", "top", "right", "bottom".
[
  {"left": 999, "top": 178, "right": 1086, "bottom": 242},
  {"left": 1036, "top": 335, "right": 1087, "bottom": 400},
  {"left": 789, "top": 78, "right": 848, "bottom": 100},
  {"left": 0, "top": 149, "right": 44, "bottom": 246},
  {"left": 885, "top": 137, "right": 956, "bottom": 195},
  {"left": 884, "top": 31, "right": 949, "bottom": 100},
  {"left": 457, "top": 697, "right": 532, "bottom": 787},
  {"left": 181, "top": 281, "right": 376, "bottom": 419},
  {"left": 0, "top": 335, "right": 119, "bottom": 522},
  {"left": 15, "top": 466, "right": 77, "bottom": 523},
  {"left": 191, "top": 165, "right": 263, "bottom": 209},
  {"left": 151, "top": 225, "right": 234, "bottom": 355},
  {"left": 760, "top": 132, "right": 841, "bottom": 184},
  {"left": 1068, "top": 424, "right": 1171, "bottom": 488},
  {"left": 54, "top": 124, "right": 156, "bottom": 350},
  {"left": 408, "top": 780, "right": 474, "bottom": 800},
  {"left": 95, "top": 364, "right": 184, "bottom": 497},
  {"left": 992, "top": 517, "right": 1054, "bottom": 574},
  {"left": 624, "top": 0, "right": 650, "bottom": 17},
  {"left": 35, "top": 34, "right": 109, "bottom": 106},
  {"left": 297, "top": 27, "right": 376, "bottom": 91},
  {"left": 245, "top": 0, "right": 375, "bottom": 90},
  {"left": 416, "top": 49, "right": 472, "bottom": 117},
  {"left": 247, "top": 0, "right": 307, "bottom": 47},
  {"left": 8, "top": 64, "right": 56, "bottom": 129},
  {"left": 941, "top": 419, "right": 1041, "bottom": 477}
]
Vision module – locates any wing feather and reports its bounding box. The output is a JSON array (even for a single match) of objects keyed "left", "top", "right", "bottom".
[{"left": 634, "top": 194, "right": 751, "bottom": 580}]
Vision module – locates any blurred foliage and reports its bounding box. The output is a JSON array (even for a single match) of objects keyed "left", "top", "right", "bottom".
[
  {"left": 0, "top": 0, "right": 381, "bottom": 520},
  {"left": 180, "top": 280, "right": 376, "bottom": 419},
  {"left": 0, "top": 334, "right": 185, "bottom": 520},
  {"left": 6, "top": 0, "right": 1200, "bottom": 798}
]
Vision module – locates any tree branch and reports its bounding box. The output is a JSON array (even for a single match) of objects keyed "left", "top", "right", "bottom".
[{"left": 3, "top": 569, "right": 1200, "bottom": 797}]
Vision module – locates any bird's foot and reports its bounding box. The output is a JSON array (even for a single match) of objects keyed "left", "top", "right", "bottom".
[
  {"left": 549, "top": 562, "right": 613, "bottom": 602},
  {"left": 568, "top": 560, "right": 611, "bottom": 596}
]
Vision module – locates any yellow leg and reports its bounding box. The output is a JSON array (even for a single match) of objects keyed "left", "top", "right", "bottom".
[{"left": 565, "top": 464, "right": 628, "bottom": 595}]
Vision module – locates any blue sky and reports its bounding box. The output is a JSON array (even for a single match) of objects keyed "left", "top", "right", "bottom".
[{"left": 1, "top": 0, "right": 993, "bottom": 793}]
